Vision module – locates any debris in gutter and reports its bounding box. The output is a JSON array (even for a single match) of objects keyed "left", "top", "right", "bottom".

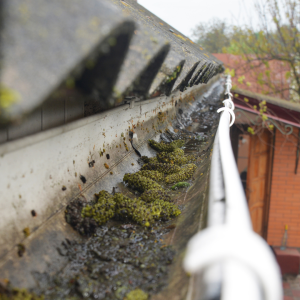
[
  {"left": 23, "top": 227, "right": 30, "bottom": 238},
  {"left": 79, "top": 175, "right": 87, "bottom": 184},
  {"left": 88, "top": 160, "right": 95, "bottom": 167},
  {"left": 17, "top": 244, "right": 25, "bottom": 257}
]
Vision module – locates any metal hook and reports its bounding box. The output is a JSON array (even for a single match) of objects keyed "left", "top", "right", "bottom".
[{"left": 217, "top": 107, "right": 235, "bottom": 127}]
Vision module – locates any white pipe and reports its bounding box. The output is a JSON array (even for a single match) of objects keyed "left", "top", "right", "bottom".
[{"left": 183, "top": 75, "right": 282, "bottom": 300}]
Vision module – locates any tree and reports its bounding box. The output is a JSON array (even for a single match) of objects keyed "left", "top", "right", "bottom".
[
  {"left": 191, "top": 19, "right": 231, "bottom": 53},
  {"left": 224, "top": 0, "right": 300, "bottom": 103}
]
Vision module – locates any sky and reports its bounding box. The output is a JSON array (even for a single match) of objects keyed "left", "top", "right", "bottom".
[{"left": 138, "top": 0, "right": 259, "bottom": 39}]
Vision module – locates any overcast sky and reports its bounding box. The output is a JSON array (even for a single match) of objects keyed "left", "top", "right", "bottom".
[{"left": 138, "top": 0, "right": 259, "bottom": 39}]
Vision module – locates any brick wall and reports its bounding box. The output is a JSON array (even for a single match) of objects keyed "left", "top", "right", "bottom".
[{"left": 267, "top": 128, "right": 300, "bottom": 247}]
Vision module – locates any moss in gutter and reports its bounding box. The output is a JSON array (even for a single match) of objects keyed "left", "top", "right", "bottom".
[
  {"left": 165, "top": 164, "right": 197, "bottom": 184},
  {"left": 157, "top": 148, "right": 196, "bottom": 165},
  {"left": 0, "top": 287, "right": 44, "bottom": 300},
  {"left": 140, "top": 156, "right": 158, "bottom": 164},
  {"left": 141, "top": 162, "right": 181, "bottom": 175},
  {"left": 166, "top": 65, "right": 181, "bottom": 84},
  {"left": 125, "top": 289, "right": 148, "bottom": 300},
  {"left": 139, "top": 189, "right": 172, "bottom": 203},
  {"left": 135, "top": 170, "right": 164, "bottom": 182},
  {"left": 123, "top": 173, "right": 163, "bottom": 193},
  {"left": 148, "top": 139, "right": 184, "bottom": 152},
  {"left": 0, "top": 85, "right": 20, "bottom": 122},
  {"left": 0, "top": 85, "right": 20, "bottom": 109},
  {"left": 171, "top": 182, "right": 190, "bottom": 190}
]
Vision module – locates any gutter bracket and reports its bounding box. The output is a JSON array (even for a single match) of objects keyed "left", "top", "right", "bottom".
[{"left": 124, "top": 96, "right": 137, "bottom": 109}]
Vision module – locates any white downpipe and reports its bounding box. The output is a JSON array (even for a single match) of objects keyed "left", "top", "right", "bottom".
[{"left": 183, "top": 76, "right": 282, "bottom": 300}]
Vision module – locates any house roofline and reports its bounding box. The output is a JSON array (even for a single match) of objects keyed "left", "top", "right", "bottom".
[{"left": 234, "top": 88, "right": 300, "bottom": 113}]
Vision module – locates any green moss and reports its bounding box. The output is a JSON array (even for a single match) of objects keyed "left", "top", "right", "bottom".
[
  {"left": 92, "top": 191, "right": 182, "bottom": 227},
  {"left": 171, "top": 182, "right": 190, "bottom": 190},
  {"left": 125, "top": 289, "right": 148, "bottom": 300},
  {"left": 114, "top": 193, "right": 154, "bottom": 227},
  {"left": 0, "top": 85, "right": 20, "bottom": 117},
  {"left": 157, "top": 148, "right": 195, "bottom": 166},
  {"left": 166, "top": 65, "right": 182, "bottom": 83},
  {"left": 132, "top": 199, "right": 154, "bottom": 227},
  {"left": 113, "top": 193, "right": 136, "bottom": 220},
  {"left": 165, "top": 164, "right": 197, "bottom": 184},
  {"left": 123, "top": 173, "right": 162, "bottom": 193},
  {"left": 0, "top": 288, "right": 44, "bottom": 300},
  {"left": 67, "top": 156, "right": 186, "bottom": 230},
  {"left": 135, "top": 170, "right": 164, "bottom": 182},
  {"left": 141, "top": 163, "right": 181, "bottom": 175},
  {"left": 148, "top": 200, "right": 181, "bottom": 220},
  {"left": 140, "top": 189, "right": 171, "bottom": 203},
  {"left": 113, "top": 191, "right": 181, "bottom": 225},
  {"left": 141, "top": 156, "right": 158, "bottom": 164},
  {"left": 148, "top": 139, "right": 184, "bottom": 152},
  {"left": 95, "top": 190, "right": 114, "bottom": 201},
  {"left": 81, "top": 191, "right": 115, "bottom": 225}
]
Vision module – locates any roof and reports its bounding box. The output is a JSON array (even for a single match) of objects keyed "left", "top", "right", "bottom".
[
  {"left": 213, "top": 53, "right": 290, "bottom": 100},
  {"left": 234, "top": 88, "right": 300, "bottom": 113},
  {"left": 0, "top": 0, "right": 223, "bottom": 126},
  {"left": 233, "top": 88, "right": 300, "bottom": 128},
  {"left": 212, "top": 54, "right": 300, "bottom": 127}
]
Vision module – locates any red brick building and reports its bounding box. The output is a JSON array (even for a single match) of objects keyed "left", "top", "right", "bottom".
[{"left": 268, "top": 128, "right": 300, "bottom": 247}]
